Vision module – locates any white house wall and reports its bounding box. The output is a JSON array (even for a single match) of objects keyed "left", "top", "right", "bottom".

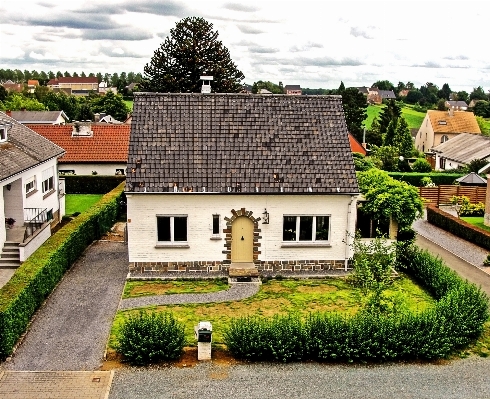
[
  {"left": 59, "top": 163, "right": 126, "bottom": 176},
  {"left": 127, "top": 193, "right": 357, "bottom": 272}
]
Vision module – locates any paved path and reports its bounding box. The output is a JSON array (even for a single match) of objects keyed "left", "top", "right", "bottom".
[
  {"left": 2, "top": 241, "right": 128, "bottom": 371},
  {"left": 119, "top": 283, "right": 260, "bottom": 310},
  {"left": 0, "top": 371, "right": 113, "bottom": 399}
]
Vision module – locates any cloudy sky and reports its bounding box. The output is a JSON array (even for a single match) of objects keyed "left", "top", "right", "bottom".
[{"left": 0, "top": 0, "right": 488, "bottom": 92}]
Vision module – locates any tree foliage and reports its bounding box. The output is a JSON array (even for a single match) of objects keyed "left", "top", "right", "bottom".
[
  {"left": 338, "top": 87, "right": 367, "bottom": 142},
  {"left": 357, "top": 169, "right": 423, "bottom": 231},
  {"left": 252, "top": 81, "right": 283, "bottom": 94},
  {"left": 142, "top": 17, "right": 244, "bottom": 93}
]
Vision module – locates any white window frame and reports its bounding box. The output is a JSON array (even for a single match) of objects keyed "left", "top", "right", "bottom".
[
  {"left": 25, "top": 175, "right": 37, "bottom": 196},
  {"left": 282, "top": 215, "right": 331, "bottom": 245},
  {"left": 156, "top": 215, "right": 189, "bottom": 247},
  {"left": 42, "top": 166, "right": 55, "bottom": 194}
]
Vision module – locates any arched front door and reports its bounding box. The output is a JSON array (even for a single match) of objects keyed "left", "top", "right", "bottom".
[{"left": 231, "top": 216, "right": 254, "bottom": 263}]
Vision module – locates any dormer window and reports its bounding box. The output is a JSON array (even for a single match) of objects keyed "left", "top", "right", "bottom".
[{"left": 0, "top": 126, "right": 6, "bottom": 142}]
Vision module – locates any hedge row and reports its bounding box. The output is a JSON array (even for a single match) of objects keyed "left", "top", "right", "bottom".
[
  {"left": 427, "top": 205, "right": 490, "bottom": 251},
  {"left": 387, "top": 172, "right": 464, "bottom": 187},
  {"left": 224, "top": 245, "right": 488, "bottom": 362},
  {"left": 63, "top": 175, "right": 126, "bottom": 194},
  {"left": 0, "top": 182, "right": 125, "bottom": 359}
]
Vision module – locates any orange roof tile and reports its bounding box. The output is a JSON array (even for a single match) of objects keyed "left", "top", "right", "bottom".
[
  {"left": 348, "top": 133, "right": 366, "bottom": 155},
  {"left": 428, "top": 110, "right": 481, "bottom": 134},
  {"left": 28, "top": 124, "right": 130, "bottom": 163}
]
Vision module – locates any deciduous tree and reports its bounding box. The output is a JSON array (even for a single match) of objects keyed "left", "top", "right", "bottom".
[{"left": 142, "top": 17, "right": 244, "bottom": 93}]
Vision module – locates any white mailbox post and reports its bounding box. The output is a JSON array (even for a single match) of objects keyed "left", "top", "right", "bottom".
[{"left": 194, "top": 321, "right": 212, "bottom": 360}]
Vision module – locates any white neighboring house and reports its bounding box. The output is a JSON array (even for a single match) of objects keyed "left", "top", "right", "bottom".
[
  {"left": 431, "top": 133, "right": 490, "bottom": 171},
  {"left": 0, "top": 112, "right": 65, "bottom": 265},
  {"left": 126, "top": 93, "right": 360, "bottom": 276},
  {"left": 8, "top": 110, "right": 69, "bottom": 125}
]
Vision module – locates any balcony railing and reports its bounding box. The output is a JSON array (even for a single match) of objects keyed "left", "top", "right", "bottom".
[{"left": 23, "top": 208, "right": 52, "bottom": 241}]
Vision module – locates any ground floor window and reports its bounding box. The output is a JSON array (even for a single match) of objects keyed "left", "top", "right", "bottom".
[
  {"left": 212, "top": 214, "right": 220, "bottom": 235},
  {"left": 356, "top": 208, "right": 390, "bottom": 238},
  {"left": 157, "top": 215, "right": 187, "bottom": 242},
  {"left": 283, "top": 215, "right": 330, "bottom": 242}
]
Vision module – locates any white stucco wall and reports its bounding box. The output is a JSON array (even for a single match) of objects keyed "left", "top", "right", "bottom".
[
  {"left": 126, "top": 193, "right": 357, "bottom": 264},
  {"left": 59, "top": 163, "right": 126, "bottom": 176}
]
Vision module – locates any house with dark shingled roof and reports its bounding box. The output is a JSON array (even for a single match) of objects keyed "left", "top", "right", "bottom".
[
  {"left": 1, "top": 111, "right": 65, "bottom": 264},
  {"left": 125, "top": 93, "right": 359, "bottom": 276}
]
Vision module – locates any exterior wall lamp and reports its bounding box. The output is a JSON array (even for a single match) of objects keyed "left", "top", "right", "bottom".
[{"left": 262, "top": 208, "right": 269, "bottom": 224}]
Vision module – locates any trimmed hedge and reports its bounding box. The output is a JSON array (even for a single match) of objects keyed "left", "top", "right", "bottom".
[
  {"left": 0, "top": 182, "right": 125, "bottom": 359},
  {"left": 63, "top": 175, "right": 125, "bottom": 194},
  {"left": 224, "top": 245, "right": 488, "bottom": 362},
  {"left": 427, "top": 205, "right": 490, "bottom": 251},
  {"left": 387, "top": 172, "right": 464, "bottom": 187}
]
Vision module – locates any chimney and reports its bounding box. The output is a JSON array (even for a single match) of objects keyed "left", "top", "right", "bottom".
[
  {"left": 72, "top": 121, "right": 93, "bottom": 137},
  {"left": 94, "top": 113, "right": 100, "bottom": 123},
  {"left": 448, "top": 108, "right": 454, "bottom": 117},
  {"left": 6, "top": 110, "right": 11, "bottom": 117},
  {"left": 200, "top": 76, "right": 213, "bottom": 94}
]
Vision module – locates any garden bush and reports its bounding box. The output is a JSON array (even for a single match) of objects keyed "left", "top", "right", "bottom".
[
  {"left": 63, "top": 175, "right": 125, "bottom": 194},
  {"left": 224, "top": 245, "right": 488, "bottom": 362},
  {"left": 0, "top": 183, "right": 125, "bottom": 359},
  {"left": 116, "top": 311, "right": 185, "bottom": 365},
  {"left": 387, "top": 172, "right": 464, "bottom": 187}
]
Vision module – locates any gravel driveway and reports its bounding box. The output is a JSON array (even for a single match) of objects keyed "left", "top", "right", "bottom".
[
  {"left": 3, "top": 241, "right": 128, "bottom": 371},
  {"left": 109, "top": 357, "right": 490, "bottom": 399}
]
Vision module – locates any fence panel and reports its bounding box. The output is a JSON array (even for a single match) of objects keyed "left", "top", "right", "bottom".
[{"left": 419, "top": 185, "right": 486, "bottom": 205}]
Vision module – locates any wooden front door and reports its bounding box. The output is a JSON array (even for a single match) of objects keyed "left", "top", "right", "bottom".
[{"left": 231, "top": 216, "right": 254, "bottom": 263}]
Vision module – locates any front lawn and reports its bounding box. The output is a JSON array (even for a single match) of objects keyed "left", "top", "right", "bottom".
[
  {"left": 461, "top": 216, "right": 490, "bottom": 233},
  {"left": 108, "top": 274, "right": 434, "bottom": 353},
  {"left": 65, "top": 194, "right": 104, "bottom": 215}
]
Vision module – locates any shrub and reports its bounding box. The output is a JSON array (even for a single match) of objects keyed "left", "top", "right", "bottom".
[
  {"left": 411, "top": 158, "right": 432, "bottom": 173},
  {"left": 387, "top": 172, "right": 464, "bottom": 186},
  {"left": 0, "top": 183, "right": 125, "bottom": 359},
  {"left": 63, "top": 175, "right": 125, "bottom": 194},
  {"left": 116, "top": 311, "right": 185, "bottom": 365}
]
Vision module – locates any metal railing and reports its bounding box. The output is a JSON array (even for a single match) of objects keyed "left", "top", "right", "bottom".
[{"left": 23, "top": 208, "right": 51, "bottom": 241}]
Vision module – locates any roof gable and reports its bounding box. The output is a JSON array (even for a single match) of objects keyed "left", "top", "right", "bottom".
[
  {"left": 0, "top": 112, "right": 65, "bottom": 181},
  {"left": 428, "top": 110, "right": 481, "bottom": 134},
  {"left": 10, "top": 110, "right": 68, "bottom": 124},
  {"left": 28, "top": 124, "right": 130, "bottom": 163},
  {"left": 432, "top": 133, "right": 490, "bottom": 164},
  {"left": 127, "top": 93, "right": 358, "bottom": 194}
]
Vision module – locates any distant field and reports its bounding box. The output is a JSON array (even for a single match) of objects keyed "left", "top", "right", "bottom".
[
  {"left": 124, "top": 100, "right": 133, "bottom": 111},
  {"left": 364, "top": 104, "right": 425, "bottom": 131}
]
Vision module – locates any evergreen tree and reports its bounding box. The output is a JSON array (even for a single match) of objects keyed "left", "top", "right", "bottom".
[
  {"left": 340, "top": 87, "right": 367, "bottom": 143},
  {"left": 394, "top": 117, "right": 414, "bottom": 158},
  {"left": 378, "top": 99, "right": 401, "bottom": 133},
  {"left": 142, "top": 17, "right": 244, "bottom": 93},
  {"left": 365, "top": 118, "right": 383, "bottom": 147}
]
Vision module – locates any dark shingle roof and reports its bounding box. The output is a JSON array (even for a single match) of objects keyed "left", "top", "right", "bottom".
[
  {"left": 127, "top": 93, "right": 359, "bottom": 194},
  {"left": 0, "top": 112, "right": 65, "bottom": 181},
  {"left": 10, "top": 110, "right": 68, "bottom": 124}
]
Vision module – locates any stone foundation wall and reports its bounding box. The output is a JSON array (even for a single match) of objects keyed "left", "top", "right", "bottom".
[{"left": 129, "top": 259, "right": 347, "bottom": 274}]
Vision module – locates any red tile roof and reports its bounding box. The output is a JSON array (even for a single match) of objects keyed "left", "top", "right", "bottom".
[
  {"left": 28, "top": 124, "right": 130, "bottom": 163},
  {"left": 47, "top": 77, "right": 98, "bottom": 85},
  {"left": 348, "top": 133, "right": 367, "bottom": 156}
]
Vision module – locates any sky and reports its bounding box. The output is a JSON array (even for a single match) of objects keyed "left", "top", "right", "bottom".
[{"left": 0, "top": 0, "right": 488, "bottom": 92}]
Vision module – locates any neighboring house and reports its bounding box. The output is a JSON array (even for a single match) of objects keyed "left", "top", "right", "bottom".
[
  {"left": 348, "top": 133, "right": 367, "bottom": 156},
  {"left": 1, "top": 80, "right": 22, "bottom": 93},
  {"left": 258, "top": 88, "right": 273, "bottom": 94},
  {"left": 398, "top": 89, "right": 410, "bottom": 97},
  {"left": 7, "top": 110, "right": 69, "bottom": 125},
  {"left": 284, "top": 85, "right": 302, "bottom": 95},
  {"left": 47, "top": 77, "right": 99, "bottom": 96},
  {"left": 126, "top": 93, "right": 359, "bottom": 275},
  {"left": 357, "top": 86, "right": 370, "bottom": 95},
  {"left": 415, "top": 109, "right": 481, "bottom": 153},
  {"left": 431, "top": 133, "right": 490, "bottom": 171},
  {"left": 99, "top": 81, "right": 118, "bottom": 94},
  {"left": 95, "top": 114, "right": 123, "bottom": 124},
  {"left": 29, "top": 122, "right": 130, "bottom": 175},
  {"left": 445, "top": 100, "right": 468, "bottom": 110},
  {"left": 367, "top": 87, "right": 396, "bottom": 104},
  {"left": 0, "top": 112, "right": 65, "bottom": 264},
  {"left": 27, "top": 80, "right": 39, "bottom": 94}
]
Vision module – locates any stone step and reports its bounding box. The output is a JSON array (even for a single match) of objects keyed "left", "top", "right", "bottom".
[
  {"left": 1, "top": 252, "right": 19, "bottom": 259},
  {"left": 229, "top": 263, "right": 259, "bottom": 278},
  {"left": 0, "top": 262, "right": 20, "bottom": 269},
  {"left": 0, "top": 256, "right": 20, "bottom": 264}
]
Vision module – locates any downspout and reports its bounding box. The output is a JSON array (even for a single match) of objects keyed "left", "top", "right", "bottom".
[{"left": 344, "top": 195, "right": 355, "bottom": 271}]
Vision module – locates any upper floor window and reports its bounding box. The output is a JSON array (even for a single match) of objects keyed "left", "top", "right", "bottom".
[
  {"left": 25, "top": 176, "right": 37, "bottom": 195},
  {"left": 42, "top": 166, "right": 54, "bottom": 193},
  {"left": 441, "top": 135, "right": 449, "bottom": 143}
]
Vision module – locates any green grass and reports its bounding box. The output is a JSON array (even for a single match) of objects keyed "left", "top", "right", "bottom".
[
  {"left": 364, "top": 104, "right": 425, "bottom": 131},
  {"left": 108, "top": 275, "right": 434, "bottom": 351},
  {"left": 461, "top": 216, "right": 490, "bottom": 232},
  {"left": 123, "top": 279, "right": 229, "bottom": 299},
  {"left": 65, "top": 194, "right": 104, "bottom": 215},
  {"left": 124, "top": 100, "right": 133, "bottom": 111}
]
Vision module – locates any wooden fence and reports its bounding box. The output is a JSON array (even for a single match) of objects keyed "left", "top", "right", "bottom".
[{"left": 419, "top": 185, "right": 486, "bottom": 205}]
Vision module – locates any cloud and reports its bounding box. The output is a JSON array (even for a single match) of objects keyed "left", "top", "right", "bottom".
[
  {"left": 223, "top": 3, "right": 260, "bottom": 12},
  {"left": 350, "top": 26, "right": 373, "bottom": 39},
  {"left": 98, "top": 46, "right": 147, "bottom": 59},
  {"left": 443, "top": 55, "right": 469, "bottom": 61},
  {"left": 289, "top": 42, "right": 324, "bottom": 53},
  {"left": 411, "top": 61, "right": 442, "bottom": 69},
  {"left": 237, "top": 24, "right": 264, "bottom": 34},
  {"left": 249, "top": 46, "right": 279, "bottom": 54},
  {"left": 29, "top": 51, "right": 59, "bottom": 61},
  {"left": 12, "top": 13, "right": 118, "bottom": 31},
  {"left": 122, "top": 0, "right": 190, "bottom": 16},
  {"left": 82, "top": 28, "right": 153, "bottom": 41}
]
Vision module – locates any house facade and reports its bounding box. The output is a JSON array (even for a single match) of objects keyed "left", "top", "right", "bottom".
[
  {"left": 415, "top": 109, "right": 481, "bottom": 153},
  {"left": 0, "top": 112, "right": 65, "bottom": 264},
  {"left": 432, "top": 133, "right": 490, "bottom": 171},
  {"left": 284, "top": 85, "right": 302, "bottom": 95},
  {"left": 29, "top": 123, "right": 130, "bottom": 176},
  {"left": 126, "top": 93, "right": 359, "bottom": 275},
  {"left": 47, "top": 77, "right": 99, "bottom": 96}
]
